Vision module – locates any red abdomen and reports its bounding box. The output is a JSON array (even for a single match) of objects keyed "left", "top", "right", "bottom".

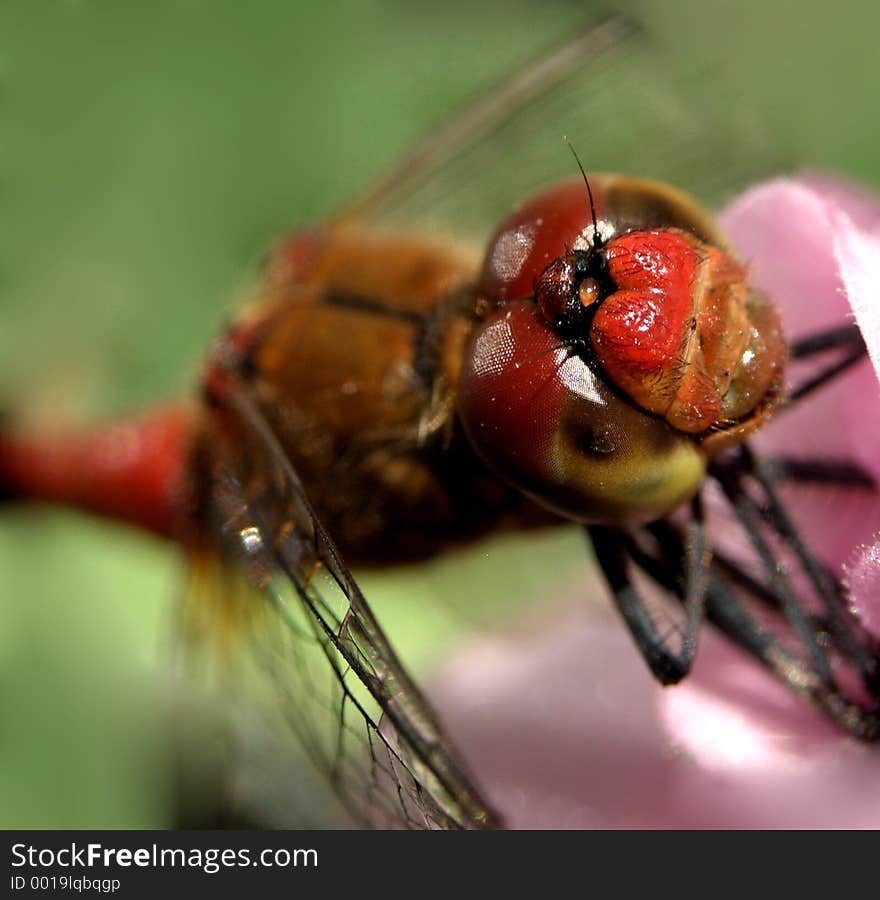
[{"left": 0, "top": 404, "right": 195, "bottom": 540}]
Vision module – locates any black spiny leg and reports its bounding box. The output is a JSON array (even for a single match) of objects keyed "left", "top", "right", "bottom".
[
  {"left": 588, "top": 496, "right": 708, "bottom": 685},
  {"left": 728, "top": 445, "right": 880, "bottom": 696},
  {"left": 762, "top": 456, "right": 876, "bottom": 489},
  {"left": 632, "top": 518, "right": 880, "bottom": 741},
  {"left": 785, "top": 323, "right": 867, "bottom": 404},
  {"left": 790, "top": 323, "right": 865, "bottom": 359},
  {"left": 711, "top": 451, "right": 837, "bottom": 689}
]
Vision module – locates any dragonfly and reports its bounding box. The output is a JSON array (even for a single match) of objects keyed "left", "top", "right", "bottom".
[{"left": 1, "top": 14, "right": 878, "bottom": 829}]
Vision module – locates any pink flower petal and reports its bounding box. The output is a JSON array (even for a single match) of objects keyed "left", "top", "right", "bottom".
[
  {"left": 719, "top": 179, "right": 880, "bottom": 570},
  {"left": 433, "top": 612, "right": 880, "bottom": 828},
  {"left": 844, "top": 536, "right": 880, "bottom": 641},
  {"left": 834, "top": 211, "right": 880, "bottom": 476},
  {"left": 800, "top": 171, "right": 880, "bottom": 235},
  {"left": 721, "top": 180, "right": 850, "bottom": 328},
  {"left": 659, "top": 634, "right": 880, "bottom": 828}
]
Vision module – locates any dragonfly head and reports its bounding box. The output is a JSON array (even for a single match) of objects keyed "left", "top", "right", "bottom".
[{"left": 457, "top": 177, "right": 786, "bottom": 524}]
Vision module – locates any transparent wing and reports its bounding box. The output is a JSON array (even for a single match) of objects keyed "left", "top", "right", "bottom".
[
  {"left": 186, "top": 368, "right": 498, "bottom": 829},
  {"left": 342, "top": 12, "right": 791, "bottom": 244}
]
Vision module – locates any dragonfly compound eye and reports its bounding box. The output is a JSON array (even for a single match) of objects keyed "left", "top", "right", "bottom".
[{"left": 457, "top": 300, "right": 707, "bottom": 525}]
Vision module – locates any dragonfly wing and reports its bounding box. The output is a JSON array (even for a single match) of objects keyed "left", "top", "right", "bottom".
[
  {"left": 186, "top": 369, "right": 499, "bottom": 829},
  {"left": 343, "top": 13, "right": 791, "bottom": 244}
]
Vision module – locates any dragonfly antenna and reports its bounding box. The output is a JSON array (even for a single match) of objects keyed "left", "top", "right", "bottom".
[{"left": 565, "top": 137, "right": 601, "bottom": 250}]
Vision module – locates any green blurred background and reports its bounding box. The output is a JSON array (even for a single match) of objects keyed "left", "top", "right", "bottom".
[{"left": 1, "top": 0, "right": 879, "bottom": 828}]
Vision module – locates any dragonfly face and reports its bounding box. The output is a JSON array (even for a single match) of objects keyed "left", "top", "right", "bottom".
[{"left": 459, "top": 175, "right": 785, "bottom": 524}]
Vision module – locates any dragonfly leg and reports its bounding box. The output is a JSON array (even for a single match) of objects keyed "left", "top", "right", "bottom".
[
  {"left": 710, "top": 452, "right": 838, "bottom": 687},
  {"left": 588, "top": 497, "right": 708, "bottom": 686},
  {"left": 761, "top": 456, "right": 876, "bottom": 489},
  {"left": 736, "top": 446, "right": 880, "bottom": 695},
  {"left": 630, "top": 519, "right": 880, "bottom": 740},
  {"left": 786, "top": 323, "right": 867, "bottom": 404},
  {"left": 789, "top": 323, "right": 865, "bottom": 359}
]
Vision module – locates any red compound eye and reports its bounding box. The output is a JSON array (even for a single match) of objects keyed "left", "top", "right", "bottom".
[
  {"left": 456, "top": 300, "right": 707, "bottom": 525},
  {"left": 480, "top": 178, "right": 601, "bottom": 303}
]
